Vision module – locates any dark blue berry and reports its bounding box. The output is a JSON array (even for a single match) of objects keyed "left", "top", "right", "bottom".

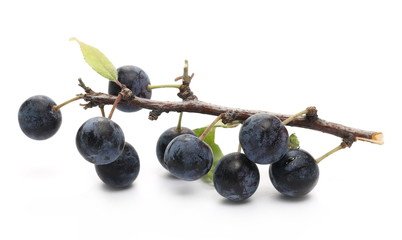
[
  {"left": 18, "top": 95, "right": 62, "bottom": 140},
  {"left": 164, "top": 134, "right": 213, "bottom": 181},
  {"left": 239, "top": 113, "right": 289, "bottom": 164},
  {"left": 108, "top": 65, "right": 151, "bottom": 112},
  {"left": 156, "top": 127, "right": 196, "bottom": 169},
  {"left": 95, "top": 142, "right": 140, "bottom": 188},
  {"left": 213, "top": 152, "right": 260, "bottom": 201},
  {"left": 269, "top": 149, "right": 319, "bottom": 197},
  {"left": 76, "top": 117, "right": 125, "bottom": 165}
]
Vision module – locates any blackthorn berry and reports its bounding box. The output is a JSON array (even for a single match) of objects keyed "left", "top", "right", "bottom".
[
  {"left": 164, "top": 134, "right": 213, "bottom": 181},
  {"left": 213, "top": 152, "right": 260, "bottom": 201},
  {"left": 239, "top": 113, "right": 289, "bottom": 164},
  {"left": 76, "top": 117, "right": 125, "bottom": 165},
  {"left": 95, "top": 142, "right": 140, "bottom": 188},
  {"left": 18, "top": 95, "right": 62, "bottom": 140},
  {"left": 269, "top": 149, "right": 319, "bottom": 197},
  {"left": 156, "top": 127, "right": 196, "bottom": 169},
  {"left": 108, "top": 65, "right": 151, "bottom": 112}
]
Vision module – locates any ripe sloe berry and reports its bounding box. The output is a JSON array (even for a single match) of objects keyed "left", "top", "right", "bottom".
[
  {"left": 76, "top": 117, "right": 125, "bottom": 165},
  {"left": 239, "top": 113, "right": 289, "bottom": 164},
  {"left": 164, "top": 134, "right": 213, "bottom": 181},
  {"left": 108, "top": 65, "right": 151, "bottom": 112},
  {"left": 213, "top": 152, "right": 260, "bottom": 201},
  {"left": 269, "top": 149, "right": 319, "bottom": 197},
  {"left": 18, "top": 95, "right": 62, "bottom": 140},
  {"left": 156, "top": 127, "right": 196, "bottom": 169},
  {"left": 95, "top": 142, "right": 140, "bottom": 188}
]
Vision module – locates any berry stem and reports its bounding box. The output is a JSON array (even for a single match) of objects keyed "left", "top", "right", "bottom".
[
  {"left": 115, "top": 80, "right": 124, "bottom": 89},
  {"left": 237, "top": 143, "right": 242, "bottom": 153},
  {"left": 176, "top": 112, "right": 183, "bottom": 131},
  {"left": 100, "top": 106, "right": 106, "bottom": 117},
  {"left": 108, "top": 93, "right": 122, "bottom": 119},
  {"left": 282, "top": 109, "right": 309, "bottom": 125},
  {"left": 199, "top": 114, "right": 223, "bottom": 141},
  {"left": 315, "top": 143, "right": 346, "bottom": 163},
  {"left": 53, "top": 96, "right": 82, "bottom": 112},
  {"left": 147, "top": 84, "right": 181, "bottom": 91}
]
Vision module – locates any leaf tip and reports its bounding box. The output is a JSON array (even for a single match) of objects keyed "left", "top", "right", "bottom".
[{"left": 69, "top": 37, "right": 78, "bottom": 42}]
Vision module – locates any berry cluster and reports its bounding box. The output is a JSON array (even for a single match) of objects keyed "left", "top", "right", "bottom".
[
  {"left": 18, "top": 62, "right": 318, "bottom": 201},
  {"left": 239, "top": 113, "right": 319, "bottom": 199},
  {"left": 18, "top": 65, "right": 148, "bottom": 188},
  {"left": 18, "top": 39, "right": 382, "bottom": 203},
  {"left": 156, "top": 120, "right": 214, "bottom": 181},
  {"left": 156, "top": 112, "right": 319, "bottom": 201}
]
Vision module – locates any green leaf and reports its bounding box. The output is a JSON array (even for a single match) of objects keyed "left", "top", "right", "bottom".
[
  {"left": 70, "top": 37, "right": 118, "bottom": 81},
  {"left": 193, "top": 121, "right": 239, "bottom": 184},
  {"left": 289, "top": 133, "right": 300, "bottom": 149},
  {"left": 193, "top": 125, "right": 225, "bottom": 184}
]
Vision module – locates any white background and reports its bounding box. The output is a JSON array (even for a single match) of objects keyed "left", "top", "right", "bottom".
[{"left": 1, "top": 0, "right": 400, "bottom": 239}]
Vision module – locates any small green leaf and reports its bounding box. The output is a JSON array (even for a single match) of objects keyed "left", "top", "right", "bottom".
[
  {"left": 193, "top": 126, "right": 224, "bottom": 184},
  {"left": 70, "top": 37, "right": 118, "bottom": 81},
  {"left": 289, "top": 133, "right": 300, "bottom": 149}
]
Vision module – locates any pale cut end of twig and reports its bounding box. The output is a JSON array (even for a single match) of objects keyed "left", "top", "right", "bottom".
[{"left": 356, "top": 132, "right": 384, "bottom": 145}]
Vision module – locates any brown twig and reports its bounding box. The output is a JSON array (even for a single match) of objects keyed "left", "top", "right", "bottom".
[{"left": 81, "top": 92, "right": 383, "bottom": 145}]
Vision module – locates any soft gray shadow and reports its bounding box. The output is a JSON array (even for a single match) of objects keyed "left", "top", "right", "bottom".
[
  {"left": 220, "top": 198, "right": 251, "bottom": 206},
  {"left": 163, "top": 172, "right": 181, "bottom": 180},
  {"left": 100, "top": 183, "right": 135, "bottom": 192},
  {"left": 272, "top": 193, "right": 311, "bottom": 203},
  {"left": 161, "top": 172, "right": 196, "bottom": 196}
]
